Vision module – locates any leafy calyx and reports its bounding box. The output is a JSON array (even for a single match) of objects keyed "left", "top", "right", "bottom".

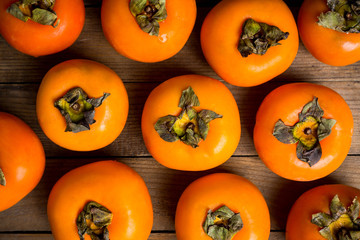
[
  {"left": 312, "top": 195, "right": 360, "bottom": 240},
  {"left": 54, "top": 87, "right": 110, "bottom": 133},
  {"left": 273, "top": 97, "right": 336, "bottom": 167},
  {"left": 318, "top": 0, "right": 360, "bottom": 33},
  {"left": 238, "top": 18, "right": 289, "bottom": 57},
  {"left": 76, "top": 201, "right": 113, "bottom": 240},
  {"left": 203, "top": 205, "right": 243, "bottom": 240},
  {"left": 0, "top": 168, "right": 5, "bottom": 186},
  {"left": 129, "top": 0, "right": 167, "bottom": 36},
  {"left": 154, "top": 86, "right": 222, "bottom": 148},
  {"left": 7, "top": 0, "right": 59, "bottom": 27}
]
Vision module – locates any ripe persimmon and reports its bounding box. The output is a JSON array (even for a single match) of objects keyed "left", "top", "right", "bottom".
[
  {"left": 254, "top": 83, "right": 353, "bottom": 181},
  {"left": 286, "top": 184, "right": 360, "bottom": 240},
  {"left": 0, "top": 0, "right": 85, "bottom": 57},
  {"left": 298, "top": 0, "right": 360, "bottom": 66},
  {"left": 175, "top": 173, "right": 270, "bottom": 240},
  {"left": 47, "top": 160, "right": 153, "bottom": 240},
  {"left": 101, "top": 0, "right": 196, "bottom": 62},
  {"left": 141, "top": 75, "right": 240, "bottom": 171},
  {"left": 201, "top": 0, "right": 298, "bottom": 87},
  {"left": 36, "top": 59, "right": 129, "bottom": 151},
  {"left": 0, "top": 112, "right": 45, "bottom": 212}
]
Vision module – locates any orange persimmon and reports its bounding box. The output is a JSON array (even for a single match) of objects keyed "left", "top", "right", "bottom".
[
  {"left": 36, "top": 59, "right": 129, "bottom": 151},
  {"left": 101, "top": 0, "right": 196, "bottom": 62},
  {"left": 298, "top": 0, "right": 360, "bottom": 66},
  {"left": 0, "top": 0, "right": 85, "bottom": 57},
  {"left": 175, "top": 173, "right": 270, "bottom": 240},
  {"left": 201, "top": 0, "right": 298, "bottom": 87},
  {"left": 286, "top": 184, "right": 360, "bottom": 240},
  {"left": 141, "top": 75, "right": 241, "bottom": 171},
  {"left": 47, "top": 160, "right": 153, "bottom": 240},
  {"left": 254, "top": 83, "right": 353, "bottom": 181},
  {"left": 0, "top": 112, "right": 45, "bottom": 212}
]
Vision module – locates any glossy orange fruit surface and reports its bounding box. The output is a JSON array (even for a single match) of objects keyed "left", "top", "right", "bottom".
[
  {"left": 101, "top": 0, "right": 196, "bottom": 62},
  {"left": 175, "top": 173, "right": 270, "bottom": 240},
  {"left": 141, "top": 75, "right": 241, "bottom": 171},
  {"left": 286, "top": 184, "right": 360, "bottom": 240},
  {"left": 47, "top": 160, "right": 153, "bottom": 240},
  {"left": 254, "top": 83, "right": 353, "bottom": 181},
  {"left": 0, "top": 112, "right": 45, "bottom": 212},
  {"left": 201, "top": 0, "right": 299, "bottom": 87},
  {"left": 0, "top": 0, "right": 85, "bottom": 57},
  {"left": 36, "top": 59, "right": 129, "bottom": 151},
  {"left": 298, "top": 0, "right": 360, "bottom": 66}
]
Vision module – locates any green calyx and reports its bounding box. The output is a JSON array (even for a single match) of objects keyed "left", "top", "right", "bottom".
[
  {"left": 129, "top": 0, "right": 167, "bottom": 36},
  {"left": 273, "top": 97, "right": 336, "bottom": 167},
  {"left": 154, "top": 86, "right": 222, "bottom": 148},
  {"left": 203, "top": 205, "right": 243, "bottom": 240},
  {"left": 312, "top": 195, "right": 360, "bottom": 240},
  {"left": 76, "top": 201, "right": 113, "bottom": 240},
  {"left": 0, "top": 168, "right": 5, "bottom": 186},
  {"left": 318, "top": 0, "right": 360, "bottom": 33},
  {"left": 238, "top": 18, "right": 289, "bottom": 57},
  {"left": 7, "top": 0, "right": 59, "bottom": 27},
  {"left": 54, "top": 87, "right": 110, "bottom": 133}
]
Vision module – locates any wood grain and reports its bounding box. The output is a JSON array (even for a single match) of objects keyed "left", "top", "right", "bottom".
[{"left": 0, "top": 0, "right": 359, "bottom": 239}]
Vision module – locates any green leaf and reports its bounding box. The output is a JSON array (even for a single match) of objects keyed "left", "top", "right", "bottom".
[
  {"left": 180, "top": 127, "right": 201, "bottom": 148},
  {"left": 296, "top": 141, "right": 322, "bottom": 167},
  {"left": 318, "top": 118, "right": 337, "bottom": 141},
  {"left": 154, "top": 115, "right": 178, "bottom": 142},
  {"left": 348, "top": 197, "right": 360, "bottom": 221},
  {"left": 330, "top": 195, "right": 347, "bottom": 220},
  {"left": 299, "top": 97, "right": 324, "bottom": 121},
  {"left": 7, "top": 3, "right": 30, "bottom": 22},
  {"left": 238, "top": 18, "right": 289, "bottom": 57},
  {"left": 179, "top": 86, "right": 200, "bottom": 108},
  {"left": 198, "top": 110, "right": 222, "bottom": 140},
  {"left": 318, "top": 11, "right": 346, "bottom": 31},
  {"left": 86, "top": 93, "right": 110, "bottom": 108},
  {"left": 273, "top": 119, "right": 297, "bottom": 144},
  {"left": 0, "top": 168, "right": 6, "bottom": 186},
  {"left": 203, "top": 205, "right": 243, "bottom": 240},
  {"left": 312, "top": 212, "right": 333, "bottom": 227},
  {"left": 350, "top": 231, "right": 360, "bottom": 239},
  {"left": 319, "top": 227, "right": 333, "bottom": 240},
  {"left": 129, "top": 0, "right": 147, "bottom": 16},
  {"left": 186, "top": 107, "right": 197, "bottom": 120}
]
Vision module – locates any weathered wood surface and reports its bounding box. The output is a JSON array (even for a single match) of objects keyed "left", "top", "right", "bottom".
[{"left": 0, "top": 0, "right": 360, "bottom": 239}]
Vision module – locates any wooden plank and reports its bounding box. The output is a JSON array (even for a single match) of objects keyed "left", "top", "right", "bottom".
[
  {"left": 1, "top": 8, "right": 359, "bottom": 84},
  {"left": 0, "top": 81, "right": 359, "bottom": 157},
  {"left": 0, "top": 156, "right": 359, "bottom": 232},
  {"left": 0, "top": 232, "right": 284, "bottom": 240}
]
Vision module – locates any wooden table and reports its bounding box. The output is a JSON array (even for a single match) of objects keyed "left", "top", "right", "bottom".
[{"left": 0, "top": 0, "right": 359, "bottom": 239}]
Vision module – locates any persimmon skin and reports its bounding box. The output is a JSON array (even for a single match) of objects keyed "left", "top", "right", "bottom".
[
  {"left": 254, "top": 83, "right": 353, "bottom": 181},
  {"left": 175, "top": 173, "right": 270, "bottom": 240},
  {"left": 101, "top": 0, "right": 196, "bottom": 63},
  {"left": 141, "top": 75, "right": 241, "bottom": 171},
  {"left": 36, "top": 59, "right": 129, "bottom": 151},
  {"left": 0, "top": 0, "right": 85, "bottom": 57},
  {"left": 286, "top": 184, "right": 360, "bottom": 240},
  {"left": 298, "top": 0, "right": 360, "bottom": 66},
  {"left": 47, "top": 160, "right": 153, "bottom": 240},
  {"left": 201, "top": 0, "right": 299, "bottom": 87},
  {"left": 0, "top": 112, "right": 45, "bottom": 212}
]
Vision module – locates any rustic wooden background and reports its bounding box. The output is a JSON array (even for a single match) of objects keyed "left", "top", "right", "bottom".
[{"left": 0, "top": 0, "right": 359, "bottom": 239}]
